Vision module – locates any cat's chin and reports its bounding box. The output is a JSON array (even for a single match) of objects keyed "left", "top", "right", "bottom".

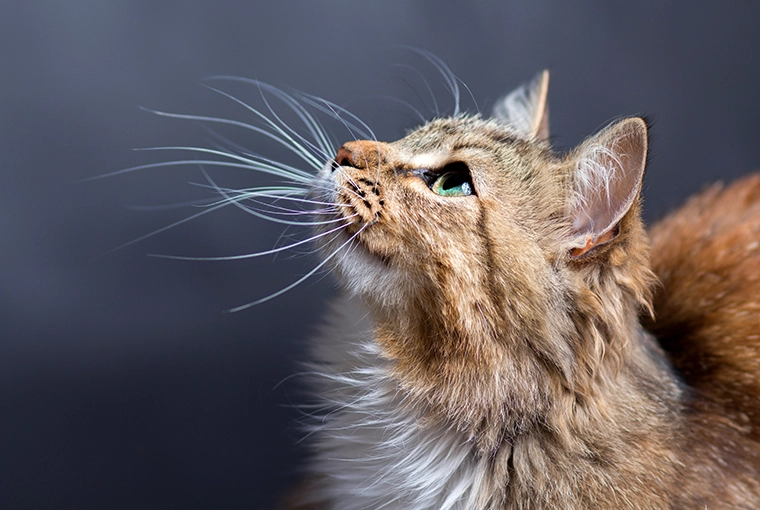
[{"left": 323, "top": 229, "right": 407, "bottom": 307}]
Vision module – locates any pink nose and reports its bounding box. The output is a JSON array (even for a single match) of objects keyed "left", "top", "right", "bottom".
[
  {"left": 335, "top": 146, "right": 357, "bottom": 168},
  {"left": 333, "top": 140, "right": 390, "bottom": 171}
]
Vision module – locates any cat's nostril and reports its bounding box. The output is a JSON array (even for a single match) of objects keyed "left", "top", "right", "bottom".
[{"left": 334, "top": 146, "right": 355, "bottom": 170}]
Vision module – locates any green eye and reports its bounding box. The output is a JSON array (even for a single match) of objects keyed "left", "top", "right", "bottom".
[
  {"left": 413, "top": 161, "right": 476, "bottom": 197},
  {"left": 432, "top": 172, "right": 474, "bottom": 197}
]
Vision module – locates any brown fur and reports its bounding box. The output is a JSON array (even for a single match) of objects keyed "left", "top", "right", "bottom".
[
  {"left": 287, "top": 79, "right": 760, "bottom": 508},
  {"left": 645, "top": 174, "right": 760, "bottom": 440}
]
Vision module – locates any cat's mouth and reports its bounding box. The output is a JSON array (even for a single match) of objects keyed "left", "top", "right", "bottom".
[
  {"left": 312, "top": 181, "right": 392, "bottom": 266},
  {"left": 337, "top": 176, "right": 386, "bottom": 231},
  {"left": 333, "top": 187, "right": 385, "bottom": 258}
]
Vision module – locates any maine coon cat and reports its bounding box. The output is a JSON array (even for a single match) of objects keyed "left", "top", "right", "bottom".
[
  {"left": 134, "top": 68, "right": 760, "bottom": 508},
  {"left": 286, "top": 71, "right": 760, "bottom": 509}
]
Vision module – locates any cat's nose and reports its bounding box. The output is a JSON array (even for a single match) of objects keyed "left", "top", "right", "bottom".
[
  {"left": 334, "top": 145, "right": 357, "bottom": 170},
  {"left": 332, "top": 141, "right": 389, "bottom": 172}
]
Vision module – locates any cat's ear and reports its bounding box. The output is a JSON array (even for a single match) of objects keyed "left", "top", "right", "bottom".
[
  {"left": 492, "top": 70, "right": 550, "bottom": 141},
  {"left": 567, "top": 117, "right": 648, "bottom": 258}
]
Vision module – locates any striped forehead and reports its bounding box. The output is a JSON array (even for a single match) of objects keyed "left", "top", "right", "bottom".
[{"left": 407, "top": 151, "right": 452, "bottom": 169}]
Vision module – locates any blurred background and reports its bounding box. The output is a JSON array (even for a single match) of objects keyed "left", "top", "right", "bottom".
[{"left": 2, "top": 1, "right": 760, "bottom": 508}]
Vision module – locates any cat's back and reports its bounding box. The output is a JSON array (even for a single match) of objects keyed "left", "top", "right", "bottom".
[{"left": 646, "top": 173, "right": 760, "bottom": 439}]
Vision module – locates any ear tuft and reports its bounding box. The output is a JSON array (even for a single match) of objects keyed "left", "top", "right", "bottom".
[
  {"left": 569, "top": 117, "right": 648, "bottom": 257},
  {"left": 492, "top": 70, "right": 550, "bottom": 141}
]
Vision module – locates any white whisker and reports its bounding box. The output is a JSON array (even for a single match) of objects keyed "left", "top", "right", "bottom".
[
  {"left": 83, "top": 159, "right": 307, "bottom": 182},
  {"left": 412, "top": 49, "right": 461, "bottom": 116},
  {"left": 134, "top": 146, "right": 313, "bottom": 183},
  {"left": 138, "top": 107, "right": 323, "bottom": 171},
  {"left": 296, "top": 93, "right": 377, "bottom": 142},
  {"left": 187, "top": 183, "right": 348, "bottom": 209},
  {"left": 198, "top": 85, "right": 328, "bottom": 167},
  {"left": 345, "top": 94, "right": 427, "bottom": 124},
  {"left": 208, "top": 77, "right": 336, "bottom": 160},
  {"left": 95, "top": 191, "right": 250, "bottom": 257},
  {"left": 201, "top": 131, "right": 319, "bottom": 184},
  {"left": 149, "top": 219, "right": 355, "bottom": 261},
  {"left": 194, "top": 166, "right": 321, "bottom": 227},
  {"left": 126, "top": 198, "right": 219, "bottom": 211},
  {"left": 251, "top": 83, "right": 335, "bottom": 162},
  {"left": 188, "top": 182, "right": 306, "bottom": 195},
  {"left": 391, "top": 63, "right": 440, "bottom": 118},
  {"left": 236, "top": 198, "right": 339, "bottom": 218},
  {"left": 227, "top": 222, "right": 368, "bottom": 311}
]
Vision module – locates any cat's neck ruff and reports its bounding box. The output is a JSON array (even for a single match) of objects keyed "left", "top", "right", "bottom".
[
  {"left": 304, "top": 295, "right": 493, "bottom": 510},
  {"left": 301, "top": 293, "right": 684, "bottom": 510}
]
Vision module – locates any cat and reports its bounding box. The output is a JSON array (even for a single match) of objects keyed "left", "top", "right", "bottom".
[
  {"left": 136, "top": 69, "right": 760, "bottom": 508},
  {"left": 269, "top": 70, "right": 760, "bottom": 509}
]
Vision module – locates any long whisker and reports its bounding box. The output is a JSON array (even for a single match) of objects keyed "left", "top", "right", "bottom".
[
  {"left": 193, "top": 166, "right": 317, "bottom": 227},
  {"left": 149, "top": 219, "right": 355, "bottom": 261},
  {"left": 343, "top": 94, "right": 427, "bottom": 124},
  {"left": 264, "top": 83, "right": 336, "bottom": 158},
  {"left": 227, "top": 222, "right": 369, "bottom": 311},
  {"left": 199, "top": 85, "right": 329, "bottom": 167},
  {"left": 251, "top": 82, "right": 335, "bottom": 162},
  {"left": 234, "top": 204, "right": 325, "bottom": 217},
  {"left": 201, "top": 129, "right": 322, "bottom": 184},
  {"left": 238, "top": 197, "right": 338, "bottom": 217},
  {"left": 457, "top": 76, "right": 478, "bottom": 115},
  {"left": 208, "top": 77, "right": 336, "bottom": 160},
  {"left": 94, "top": 190, "right": 251, "bottom": 257},
  {"left": 296, "top": 93, "right": 377, "bottom": 142},
  {"left": 412, "top": 49, "right": 461, "bottom": 116},
  {"left": 209, "top": 190, "right": 348, "bottom": 223},
  {"left": 233, "top": 205, "right": 351, "bottom": 226},
  {"left": 138, "top": 107, "right": 323, "bottom": 171},
  {"left": 218, "top": 203, "right": 343, "bottom": 227},
  {"left": 187, "top": 183, "right": 348, "bottom": 209},
  {"left": 134, "top": 146, "right": 313, "bottom": 183},
  {"left": 390, "top": 63, "right": 440, "bottom": 118},
  {"left": 82, "top": 159, "right": 310, "bottom": 182},
  {"left": 187, "top": 171, "right": 363, "bottom": 210},
  {"left": 198, "top": 185, "right": 308, "bottom": 197},
  {"left": 126, "top": 198, "right": 222, "bottom": 211}
]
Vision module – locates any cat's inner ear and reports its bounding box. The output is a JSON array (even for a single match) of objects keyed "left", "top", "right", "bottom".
[
  {"left": 568, "top": 117, "right": 648, "bottom": 258},
  {"left": 492, "top": 70, "right": 550, "bottom": 141}
]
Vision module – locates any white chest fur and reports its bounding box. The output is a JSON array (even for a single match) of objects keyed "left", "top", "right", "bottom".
[{"left": 303, "top": 295, "right": 492, "bottom": 510}]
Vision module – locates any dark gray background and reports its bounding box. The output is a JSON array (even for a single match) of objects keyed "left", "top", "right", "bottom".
[{"left": 3, "top": 1, "right": 760, "bottom": 508}]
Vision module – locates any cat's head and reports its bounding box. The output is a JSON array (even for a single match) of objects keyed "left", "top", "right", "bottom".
[{"left": 312, "top": 72, "right": 655, "bottom": 443}]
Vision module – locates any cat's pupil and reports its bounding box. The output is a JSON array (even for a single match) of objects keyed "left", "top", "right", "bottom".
[
  {"left": 431, "top": 168, "right": 474, "bottom": 197},
  {"left": 440, "top": 173, "right": 468, "bottom": 191}
]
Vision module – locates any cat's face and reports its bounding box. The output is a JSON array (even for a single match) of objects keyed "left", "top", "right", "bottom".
[
  {"left": 310, "top": 72, "right": 653, "bottom": 440},
  {"left": 314, "top": 116, "right": 563, "bottom": 317}
]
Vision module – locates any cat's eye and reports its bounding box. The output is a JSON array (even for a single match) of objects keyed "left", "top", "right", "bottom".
[
  {"left": 415, "top": 162, "right": 475, "bottom": 197},
  {"left": 432, "top": 172, "right": 473, "bottom": 197}
]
